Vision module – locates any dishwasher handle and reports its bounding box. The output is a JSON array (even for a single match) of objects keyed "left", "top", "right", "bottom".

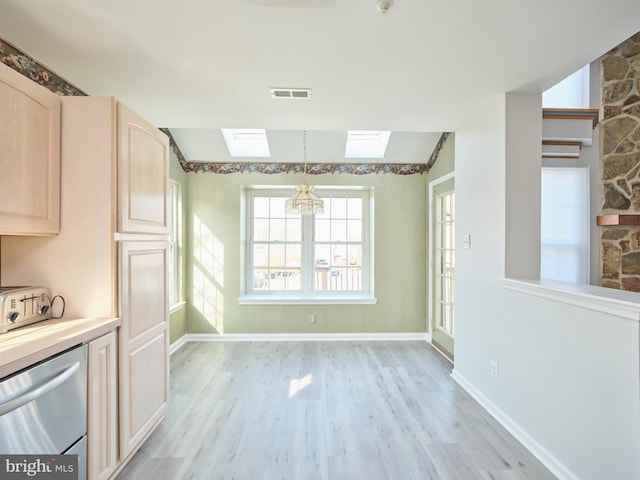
[{"left": 0, "top": 361, "right": 81, "bottom": 417}]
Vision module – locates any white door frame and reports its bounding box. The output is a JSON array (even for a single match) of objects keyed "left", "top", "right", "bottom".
[{"left": 427, "top": 171, "right": 455, "bottom": 343}]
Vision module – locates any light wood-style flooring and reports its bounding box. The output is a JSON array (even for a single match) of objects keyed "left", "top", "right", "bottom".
[{"left": 117, "top": 341, "right": 556, "bottom": 480}]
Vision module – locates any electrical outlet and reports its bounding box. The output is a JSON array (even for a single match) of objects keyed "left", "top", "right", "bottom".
[
  {"left": 309, "top": 314, "right": 317, "bottom": 324},
  {"left": 490, "top": 360, "right": 499, "bottom": 379}
]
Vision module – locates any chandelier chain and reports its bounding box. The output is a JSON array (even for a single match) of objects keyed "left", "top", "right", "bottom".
[
  {"left": 285, "top": 129, "right": 324, "bottom": 215},
  {"left": 303, "top": 130, "right": 308, "bottom": 177}
]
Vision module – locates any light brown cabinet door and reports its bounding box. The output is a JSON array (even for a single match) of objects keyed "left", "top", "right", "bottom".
[
  {"left": 0, "top": 63, "right": 60, "bottom": 235},
  {"left": 118, "top": 241, "right": 169, "bottom": 459},
  {"left": 88, "top": 331, "right": 119, "bottom": 480},
  {"left": 117, "top": 103, "right": 169, "bottom": 235}
]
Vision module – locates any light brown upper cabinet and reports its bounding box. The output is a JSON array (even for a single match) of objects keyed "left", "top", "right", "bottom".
[
  {"left": 118, "top": 103, "right": 169, "bottom": 235},
  {"left": 0, "top": 62, "right": 60, "bottom": 235}
]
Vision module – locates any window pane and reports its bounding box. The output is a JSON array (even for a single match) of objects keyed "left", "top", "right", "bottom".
[
  {"left": 347, "top": 219, "right": 362, "bottom": 242},
  {"left": 346, "top": 268, "right": 362, "bottom": 290},
  {"left": 330, "top": 267, "right": 347, "bottom": 290},
  {"left": 253, "top": 244, "right": 268, "bottom": 266},
  {"left": 331, "top": 219, "right": 347, "bottom": 242},
  {"left": 254, "top": 197, "right": 269, "bottom": 218},
  {"left": 540, "top": 167, "right": 588, "bottom": 283},
  {"left": 347, "top": 198, "right": 362, "bottom": 219},
  {"left": 446, "top": 249, "right": 454, "bottom": 271},
  {"left": 348, "top": 245, "right": 362, "bottom": 266},
  {"left": 286, "top": 218, "right": 301, "bottom": 242},
  {"left": 254, "top": 219, "right": 269, "bottom": 241},
  {"left": 315, "top": 203, "right": 330, "bottom": 219},
  {"left": 315, "top": 244, "right": 330, "bottom": 266},
  {"left": 543, "top": 65, "right": 590, "bottom": 109},
  {"left": 331, "top": 244, "right": 347, "bottom": 266},
  {"left": 270, "top": 219, "right": 286, "bottom": 241},
  {"left": 253, "top": 268, "right": 268, "bottom": 290},
  {"left": 269, "top": 244, "right": 285, "bottom": 267},
  {"left": 286, "top": 244, "right": 301, "bottom": 267},
  {"left": 315, "top": 219, "right": 331, "bottom": 242},
  {"left": 331, "top": 198, "right": 347, "bottom": 218},
  {"left": 283, "top": 270, "right": 301, "bottom": 290},
  {"left": 314, "top": 266, "right": 330, "bottom": 290},
  {"left": 271, "top": 197, "right": 286, "bottom": 218}
]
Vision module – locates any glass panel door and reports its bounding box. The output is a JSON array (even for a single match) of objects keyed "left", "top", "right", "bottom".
[{"left": 431, "top": 177, "right": 455, "bottom": 360}]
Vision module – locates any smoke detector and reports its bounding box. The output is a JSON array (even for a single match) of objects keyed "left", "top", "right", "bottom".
[
  {"left": 270, "top": 87, "right": 313, "bottom": 99},
  {"left": 376, "top": 0, "right": 393, "bottom": 13}
]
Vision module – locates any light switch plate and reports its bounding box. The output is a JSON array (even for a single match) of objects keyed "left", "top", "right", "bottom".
[{"left": 463, "top": 234, "right": 471, "bottom": 249}]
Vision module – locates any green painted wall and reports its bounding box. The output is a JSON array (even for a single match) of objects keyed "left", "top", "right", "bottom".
[{"left": 183, "top": 168, "right": 428, "bottom": 334}]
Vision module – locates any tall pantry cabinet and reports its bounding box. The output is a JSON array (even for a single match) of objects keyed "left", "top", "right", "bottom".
[{"left": 1, "top": 96, "right": 170, "bottom": 478}]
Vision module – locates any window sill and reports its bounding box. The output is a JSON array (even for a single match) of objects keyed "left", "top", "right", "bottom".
[
  {"left": 238, "top": 294, "right": 377, "bottom": 305},
  {"left": 169, "top": 301, "right": 186, "bottom": 314}
]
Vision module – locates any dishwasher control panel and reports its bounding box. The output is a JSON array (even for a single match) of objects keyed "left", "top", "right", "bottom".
[{"left": 0, "top": 286, "right": 52, "bottom": 333}]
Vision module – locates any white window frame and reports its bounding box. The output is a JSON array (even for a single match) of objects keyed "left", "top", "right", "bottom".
[
  {"left": 168, "top": 180, "right": 184, "bottom": 310},
  {"left": 240, "top": 186, "right": 376, "bottom": 305}
]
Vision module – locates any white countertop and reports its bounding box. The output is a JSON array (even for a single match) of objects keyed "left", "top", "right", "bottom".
[{"left": 0, "top": 316, "right": 121, "bottom": 378}]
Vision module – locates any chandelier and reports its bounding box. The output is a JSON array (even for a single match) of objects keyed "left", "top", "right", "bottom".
[{"left": 286, "top": 130, "right": 324, "bottom": 215}]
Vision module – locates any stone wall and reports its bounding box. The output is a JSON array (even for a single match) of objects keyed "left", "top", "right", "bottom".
[{"left": 600, "top": 32, "right": 640, "bottom": 292}]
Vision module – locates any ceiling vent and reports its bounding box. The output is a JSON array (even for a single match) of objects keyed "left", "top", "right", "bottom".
[{"left": 270, "top": 87, "right": 312, "bottom": 99}]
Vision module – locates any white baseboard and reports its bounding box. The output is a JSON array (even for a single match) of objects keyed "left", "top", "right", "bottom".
[
  {"left": 170, "top": 331, "right": 427, "bottom": 355},
  {"left": 169, "top": 334, "right": 188, "bottom": 356},
  {"left": 450, "top": 369, "right": 579, "bottom": 480}
]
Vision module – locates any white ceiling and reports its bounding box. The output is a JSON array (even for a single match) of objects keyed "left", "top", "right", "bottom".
[{"left": 0, "top": 0, "right": 639, "bottom": 163}]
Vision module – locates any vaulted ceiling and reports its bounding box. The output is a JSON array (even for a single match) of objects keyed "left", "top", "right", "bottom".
[{"left": 0, "top": 0, "right": 639, "bottom": 164}]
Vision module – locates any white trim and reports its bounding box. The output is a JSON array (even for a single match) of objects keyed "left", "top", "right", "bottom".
[
  {"left": 169, "top": 300, "right": 186, "bottom": 315},
  {"left": 431, "top": 343, "right": 454, "bottom": 364},
  {"left": 169, "top": 334, "right": 188, "bottom": 355},
  {"left": 170, "top": 332, "right": 426, "bottom": 349},
  {"left": 502, "top": 278, "right": 640, "bottom": 322},
  {"left": 451, "top": 369, "right": 579, "bottom": 480}
]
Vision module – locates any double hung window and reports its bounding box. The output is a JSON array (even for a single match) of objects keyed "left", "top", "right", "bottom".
[
  {"left": 244, "top": 187, "right": 372, "bottom": 301},
  {"left": 168, "top": 180, "right": 183, "bottom": 308}
]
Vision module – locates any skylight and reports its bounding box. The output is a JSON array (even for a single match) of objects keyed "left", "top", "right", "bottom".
[
  {"left": 221, "top": 129, "right": 271, "bottom": 157},
  {"left": 345, "top": 130, "right": 391, "bottom": 158}
]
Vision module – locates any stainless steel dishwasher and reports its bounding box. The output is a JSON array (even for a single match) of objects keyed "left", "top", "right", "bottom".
[{"left": 0, "top": 344, "right": 87, "bottom": 480}]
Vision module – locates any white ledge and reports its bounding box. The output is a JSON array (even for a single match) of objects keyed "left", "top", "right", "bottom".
[
  {"left": 238, "top": 294, "right": 377, "bottom": 305},
  {"left": 169, "top": 301, "right": 186, "bottom": 314},
  {"left": 502, "top": 278, "right": 640, "bottom": 322}
]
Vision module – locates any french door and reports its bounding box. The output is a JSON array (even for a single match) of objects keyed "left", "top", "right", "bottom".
[{"left": 431, "top": 177, "right": 455, "bottom": 360}]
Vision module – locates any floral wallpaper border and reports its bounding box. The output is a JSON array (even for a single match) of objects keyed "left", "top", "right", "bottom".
[
  {"left": 163, "top": 129, "right": 451, "bottom": 176},
  {"left": 0, "top": 38, "right": 86, "bottom": 96},
  {"left": 1, "top": 36, "right": 450, "bottom": 176}
]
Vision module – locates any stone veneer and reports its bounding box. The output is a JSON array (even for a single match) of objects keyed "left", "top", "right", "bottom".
[{"left": 600, "top": 32, "right": 640, "bottom": 292}]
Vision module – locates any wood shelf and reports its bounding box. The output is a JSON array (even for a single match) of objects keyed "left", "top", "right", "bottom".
[
  {"left": 542, "top": 108, "right": 600, "bottom": 128},
  {"left": 596, "top": 214, "right": 640, "bottom": 226}
]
